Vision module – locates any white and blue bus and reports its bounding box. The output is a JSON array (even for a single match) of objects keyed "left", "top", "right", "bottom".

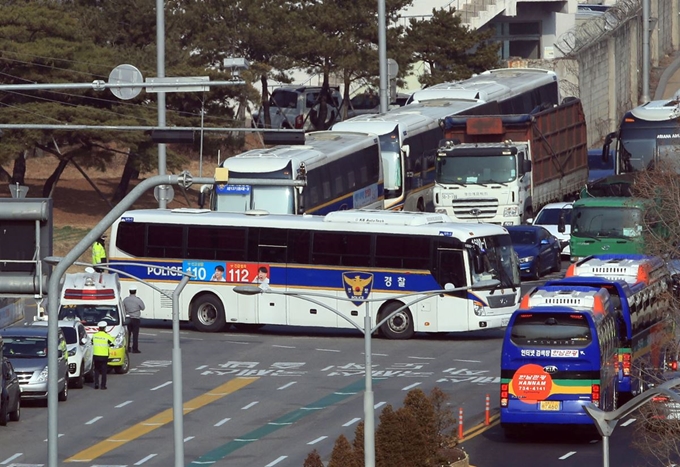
[
  {"left": 332, "top": 68, "right": 561, "bottom": 212},
  {"left": 204, "top": 131, "right": 383, "bottom": 215},
  {"left": 108, "top": 209, "right": 521, "bottom": 338}
]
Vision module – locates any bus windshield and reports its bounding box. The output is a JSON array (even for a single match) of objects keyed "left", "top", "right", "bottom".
[
  {"left": 436, "top": 154, "right": 517, "bottom": 185},
  {"left": 378, "top": 129, "right": 402, "bottom": 195},
  {"left": 619, "top": 124, "right": 680, "bottom": 172},
  {"left": 510, "top": 312, "right": 592, "bottom": 346},
  {"left": 469, "top": 235, "right": 520, "bottom": 288},
  {"left": 572, "top": 206, "right": 643, "bottom": 238},
  {"left": 215, "top": 186, "right": 295, "bottom": 214}
]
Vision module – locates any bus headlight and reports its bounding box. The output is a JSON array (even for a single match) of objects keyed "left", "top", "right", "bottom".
[
  {"left": 503, "top": 207, "right": 518, "bottom": 217},
  {"left": 473, "top": 301, "right": 485, "bottom": 316},
  {"left": 519, "top": 256, "right": 534, "bottom": 264}
]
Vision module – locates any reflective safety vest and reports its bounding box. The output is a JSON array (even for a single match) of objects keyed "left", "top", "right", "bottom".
[
  {"left": 92, "top": 330, "right": 115, "bottom": 357},
  {"left": 92, "top": 241, "right": 106, "bottom": 265}
]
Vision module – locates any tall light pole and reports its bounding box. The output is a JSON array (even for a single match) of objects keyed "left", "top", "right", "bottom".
[
  {"left": 44, "top": 259, "right": 193, "bottom": 467},
  {"left": 378, "top": 0, "right": 388, "bottom": 113},
  {"left": 156, "top": 0, "right": 168, "bottom": 208},
  {"left": 234, "top": 280, "right": 498, "bottom": 467}
]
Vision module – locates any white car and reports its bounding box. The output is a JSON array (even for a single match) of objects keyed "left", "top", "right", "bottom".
[
  {"left": 529, "top": 202, "right": 573, "bottom": 256},
  {"left": 32, "top": 320, "right": 94, "bottom": 389}
]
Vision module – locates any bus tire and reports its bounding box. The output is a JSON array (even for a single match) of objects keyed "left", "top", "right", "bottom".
[
  {"left": 191, "top": 294, "right": 227, "bottom": 332},
  {"left": 379, "top": 302, "right": 414, "bottom": 340}
]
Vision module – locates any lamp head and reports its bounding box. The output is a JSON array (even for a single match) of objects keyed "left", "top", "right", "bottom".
[{"left": 233, "top": 285, "right": 263, "bottom": 296}]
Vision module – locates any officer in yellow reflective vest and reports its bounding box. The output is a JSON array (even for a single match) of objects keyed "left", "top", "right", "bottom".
[
  {"left": 92, "top": 321, "right": 115, "bottom": 389},
  {"left": 92, "top": 235, "right": 107, "bottom": 273}
]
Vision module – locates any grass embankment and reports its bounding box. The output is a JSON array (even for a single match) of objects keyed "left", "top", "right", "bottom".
[{"left": 53, "top": 226, "right": 94, "bottom": 272}]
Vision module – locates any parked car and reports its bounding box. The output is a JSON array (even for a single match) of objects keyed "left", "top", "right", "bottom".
[
  {"left": 32, "top": 320, "right": 93, "bottom": 389},
  {"left": 1, "top": 356, "right": 21, "bottom": 425},
  {"left": 0, "top": 326, "right": 69, "bottom": 402},
  {"left": 588, "top": 148, "right": 616, "bottom": 182},
  {"left": 253, "top": 86, "right": 343, "bottom": 131},
  {"left": 506, "top": 225, "right": 562, "bottom": 280},
  {"left": 529, "top": 202, "right": 573, "bottom": 256}
]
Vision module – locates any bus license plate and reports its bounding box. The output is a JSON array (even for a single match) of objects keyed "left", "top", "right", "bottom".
[{"left": 540, "top": 401, "right": 560, "bottom": 411}]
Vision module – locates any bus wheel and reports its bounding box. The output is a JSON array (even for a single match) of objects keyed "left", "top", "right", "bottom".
[
  {"left": 191, "top": 295, "right": 227, "bottom": 332},
  {"left": 379, "top": 302, "right": 414, "bottom": 340},
  {"left": 417, "top": 199, "right": 425, "bottom": 212}
]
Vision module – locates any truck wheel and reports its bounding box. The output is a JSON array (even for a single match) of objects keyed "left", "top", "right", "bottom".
[
  {"left": 379, "top": 302, "right": 414, "bottom": 340},
  {"left": 191, "top": 295, "right": 227, "bottom": 332}
]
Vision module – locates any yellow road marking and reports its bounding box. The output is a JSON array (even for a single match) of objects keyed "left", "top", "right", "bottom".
[{"left": 66, "top": 377, "right": 258, "bottom": 462}]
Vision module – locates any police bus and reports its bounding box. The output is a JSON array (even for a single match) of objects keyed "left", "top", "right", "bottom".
[
  {"left": 202, "top": 131, "right": 383, "bottom": 215},
  {"left": 332, "top": 68, "right": 560, "bottom": 212},
  {"left": 108, "top": 209, "right": 521, "bottom": 338},
  {"left": 500, "top": 285, "right": 619, "bottom": 437},
  {"left": 558, "top": 254, "right": 673, "bottom": 401}
]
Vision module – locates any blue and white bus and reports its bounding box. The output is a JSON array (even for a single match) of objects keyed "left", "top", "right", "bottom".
[
  {"left": 500, "top": 285, "right": 619, "bottom": 437},
  {"left": 204, "top": 131, "right": 383, "bottom": 215},
  {"left": 108, "top": 209, "right": 521, "bottom": 337}
]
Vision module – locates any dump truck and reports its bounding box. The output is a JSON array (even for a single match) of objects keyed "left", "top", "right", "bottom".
[{"left": 433, "top": 98, "right": 588, "bottom": 225}]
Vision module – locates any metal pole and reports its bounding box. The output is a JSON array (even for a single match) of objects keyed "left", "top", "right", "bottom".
[
  {"left": 378, "top": 0, "right": 388, "bottom": 113},
  {"left": 364, "top": 302, "right": 376, "bottom": 467},
  {"left": 642, "top": 0, "right": 651, "bottom": 103},
  {"left": 602, "top": 434, "right": 609, "bottom": 467},
  {"left": 157, "top": 0, "right": 168, "bottom": 208},
  {"left": 173, "top": 274, "right": 191, "bottom": 467},
  {"left": 199, "top": 97, "right": 205, "bottom": 178}
]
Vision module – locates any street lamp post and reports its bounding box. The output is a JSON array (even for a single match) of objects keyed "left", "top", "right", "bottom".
[
  {"left": 583, "top": 377, "right": 680, "bottom": 467},
  {"left": 43, "top": 259, "right": 193, "bottom": 467},
  {"left": 234, "top": 281, "right": 498, "bottom": 467}
]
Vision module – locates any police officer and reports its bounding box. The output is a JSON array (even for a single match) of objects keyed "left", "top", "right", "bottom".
[
  {"left": 92, "top": 235, "right": 107, "bottom": 273},
  {"left": 92, "top": 321, "right": 114, "bottom": 389},
  {"left": 123, "top": 287, "right": 144, "bottom": 353}
]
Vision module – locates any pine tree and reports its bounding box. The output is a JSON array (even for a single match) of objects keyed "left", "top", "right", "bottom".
[
  {"left": 328, "top": 434, "right": 357, "bottom": 467},
  {"left": 303, "top": 449, "right": 324, "bottom": 467},
  {"left": 353, "top": 420, "right": 365, "bottom": 467}
]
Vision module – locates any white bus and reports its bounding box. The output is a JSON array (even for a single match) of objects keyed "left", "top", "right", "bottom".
[
  {"left": 331, "top": 68, "right": 561, "bottom": 212},
  {"left": 203, "top": 131, "right": 383, "bottom": 215},
  {"left": 109, "top": 209, "right": 521, "bottom": 338}
]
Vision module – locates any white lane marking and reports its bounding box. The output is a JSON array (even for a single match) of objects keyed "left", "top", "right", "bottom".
[
  {"left": 0, "top": 453, "right": 23, "bottom": 464},
  {"left": 215, "top": 418, "right": 231, "bottom": 427},
  {"left": 273, "top": 344, "right": 295, "bottom": 349},
  {"left": 316, "top": 348, "right": 341, "bottom": 352},
  {"left": 242, "top": 401, "right": 259, "bottom": 410},
  {"left": 85, "top": 416, "right": 103, "bottom": 425},
  {"left": 135, "top": 454, "right": 158, "bottom": 465},
  {"left": 184, "top": 436, "right": 195, "bottom": 442},
  {"left": 115, "top": 401, "right": 133, "bottom": 408},
  {"left": 559, "top": 451, "right": 576, "bottom": 460},
  {"left": 225, "top": 340, "right": 251, "bottom": 345},
  {"left": 371, "top": 353, "right": 388, "bottom": 357},
  {"left": 196, "top": 365, "right": 208, "bottom": 370},
  {"left": 374, "top": 401, "right": 386, "bottom": 410},
  {"left": 452, "top": 359, "right": 482, "bottom": 363},
  {"left": 308, "top": 436, "right": 328, "bottom": 445},
  {"left": 408, "top": 356, "right": 435, "bottom": 360},
  {"left": 343, "top": 417, "right": 361, "bottom": 427},
  {"left": 43, "top": 434, "right": 65, "bottom": 441},
  {"left": 150, "top": 381, "right": 172, "bottom": 391},
  {"left": 621, "top": 418, "right": 636, "bottom": 427},
  {"left": 277, "top": 382, "right": 296, "bottom": 390},
  {"left": 321, "top": 365, "right": 334, "bottom": 371},
  {"left": 265, "top": 456, "right": 288, "bottom": 466},
  {"left": 402, "top": 382, "right": 422, "bottom": 391}
]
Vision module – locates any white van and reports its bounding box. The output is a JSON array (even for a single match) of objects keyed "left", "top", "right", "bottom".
[{"left": 56, "top": 272, "right": 129, "bottom": 374}]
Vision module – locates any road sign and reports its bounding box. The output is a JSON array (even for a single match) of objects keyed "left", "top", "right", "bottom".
[
  {"left": 146, "top": 76, "right": 210, "bottom": 93},
  {"left": 108, "top": 64, "right": 144, "bottom": 100}
]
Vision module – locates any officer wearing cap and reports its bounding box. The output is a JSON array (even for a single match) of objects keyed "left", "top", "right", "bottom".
[
  {"left": 92, "top": 235, "right": 107, "bottom": 273},
  {"left": 92, "top": 321, "right": 115, "bottom": 389},
  {"left": 123, "top": 286, "right": 145, "bottom": 354}
]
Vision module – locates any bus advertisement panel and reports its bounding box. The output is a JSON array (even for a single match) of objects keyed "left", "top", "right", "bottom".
[
  {"left": 561, "top": 254, "right": 674, "bottom": 400},
  {"left": 500, "top": 286, "right": 619, "bottom": 437},
  {"left": 108, "top": 209, "right": 521, "bottom": 338}
]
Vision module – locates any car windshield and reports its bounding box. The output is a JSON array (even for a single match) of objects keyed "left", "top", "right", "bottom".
[
  {"left": 2, "top": 336, "right": 48, "bottom": 358},
  {"left": 59, "top": 304, "right": 120, "bottom": 326},
  {"left": 508, "top": 229, "right": 537, "bottom": 245},
  {"left": 535, "top": 208, "right": 571, "bottom": 225},
  {"left": 60, "top": 327, "right": 78, "bottom": 344}
]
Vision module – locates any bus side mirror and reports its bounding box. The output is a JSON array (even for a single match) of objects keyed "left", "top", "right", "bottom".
[
  {"left": 603, "top": 132, "right": 615, "bottom": 162},
  {"left": 198, "top": 184, "right": 211, "bottom": 209},
  {"left": 522, "top": 160, "right": 532, "bottom": 173}
]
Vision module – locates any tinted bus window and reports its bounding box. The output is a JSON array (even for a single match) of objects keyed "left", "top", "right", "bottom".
[{"left": 510, "top": 313, "right": 592, "bottom": 346}]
